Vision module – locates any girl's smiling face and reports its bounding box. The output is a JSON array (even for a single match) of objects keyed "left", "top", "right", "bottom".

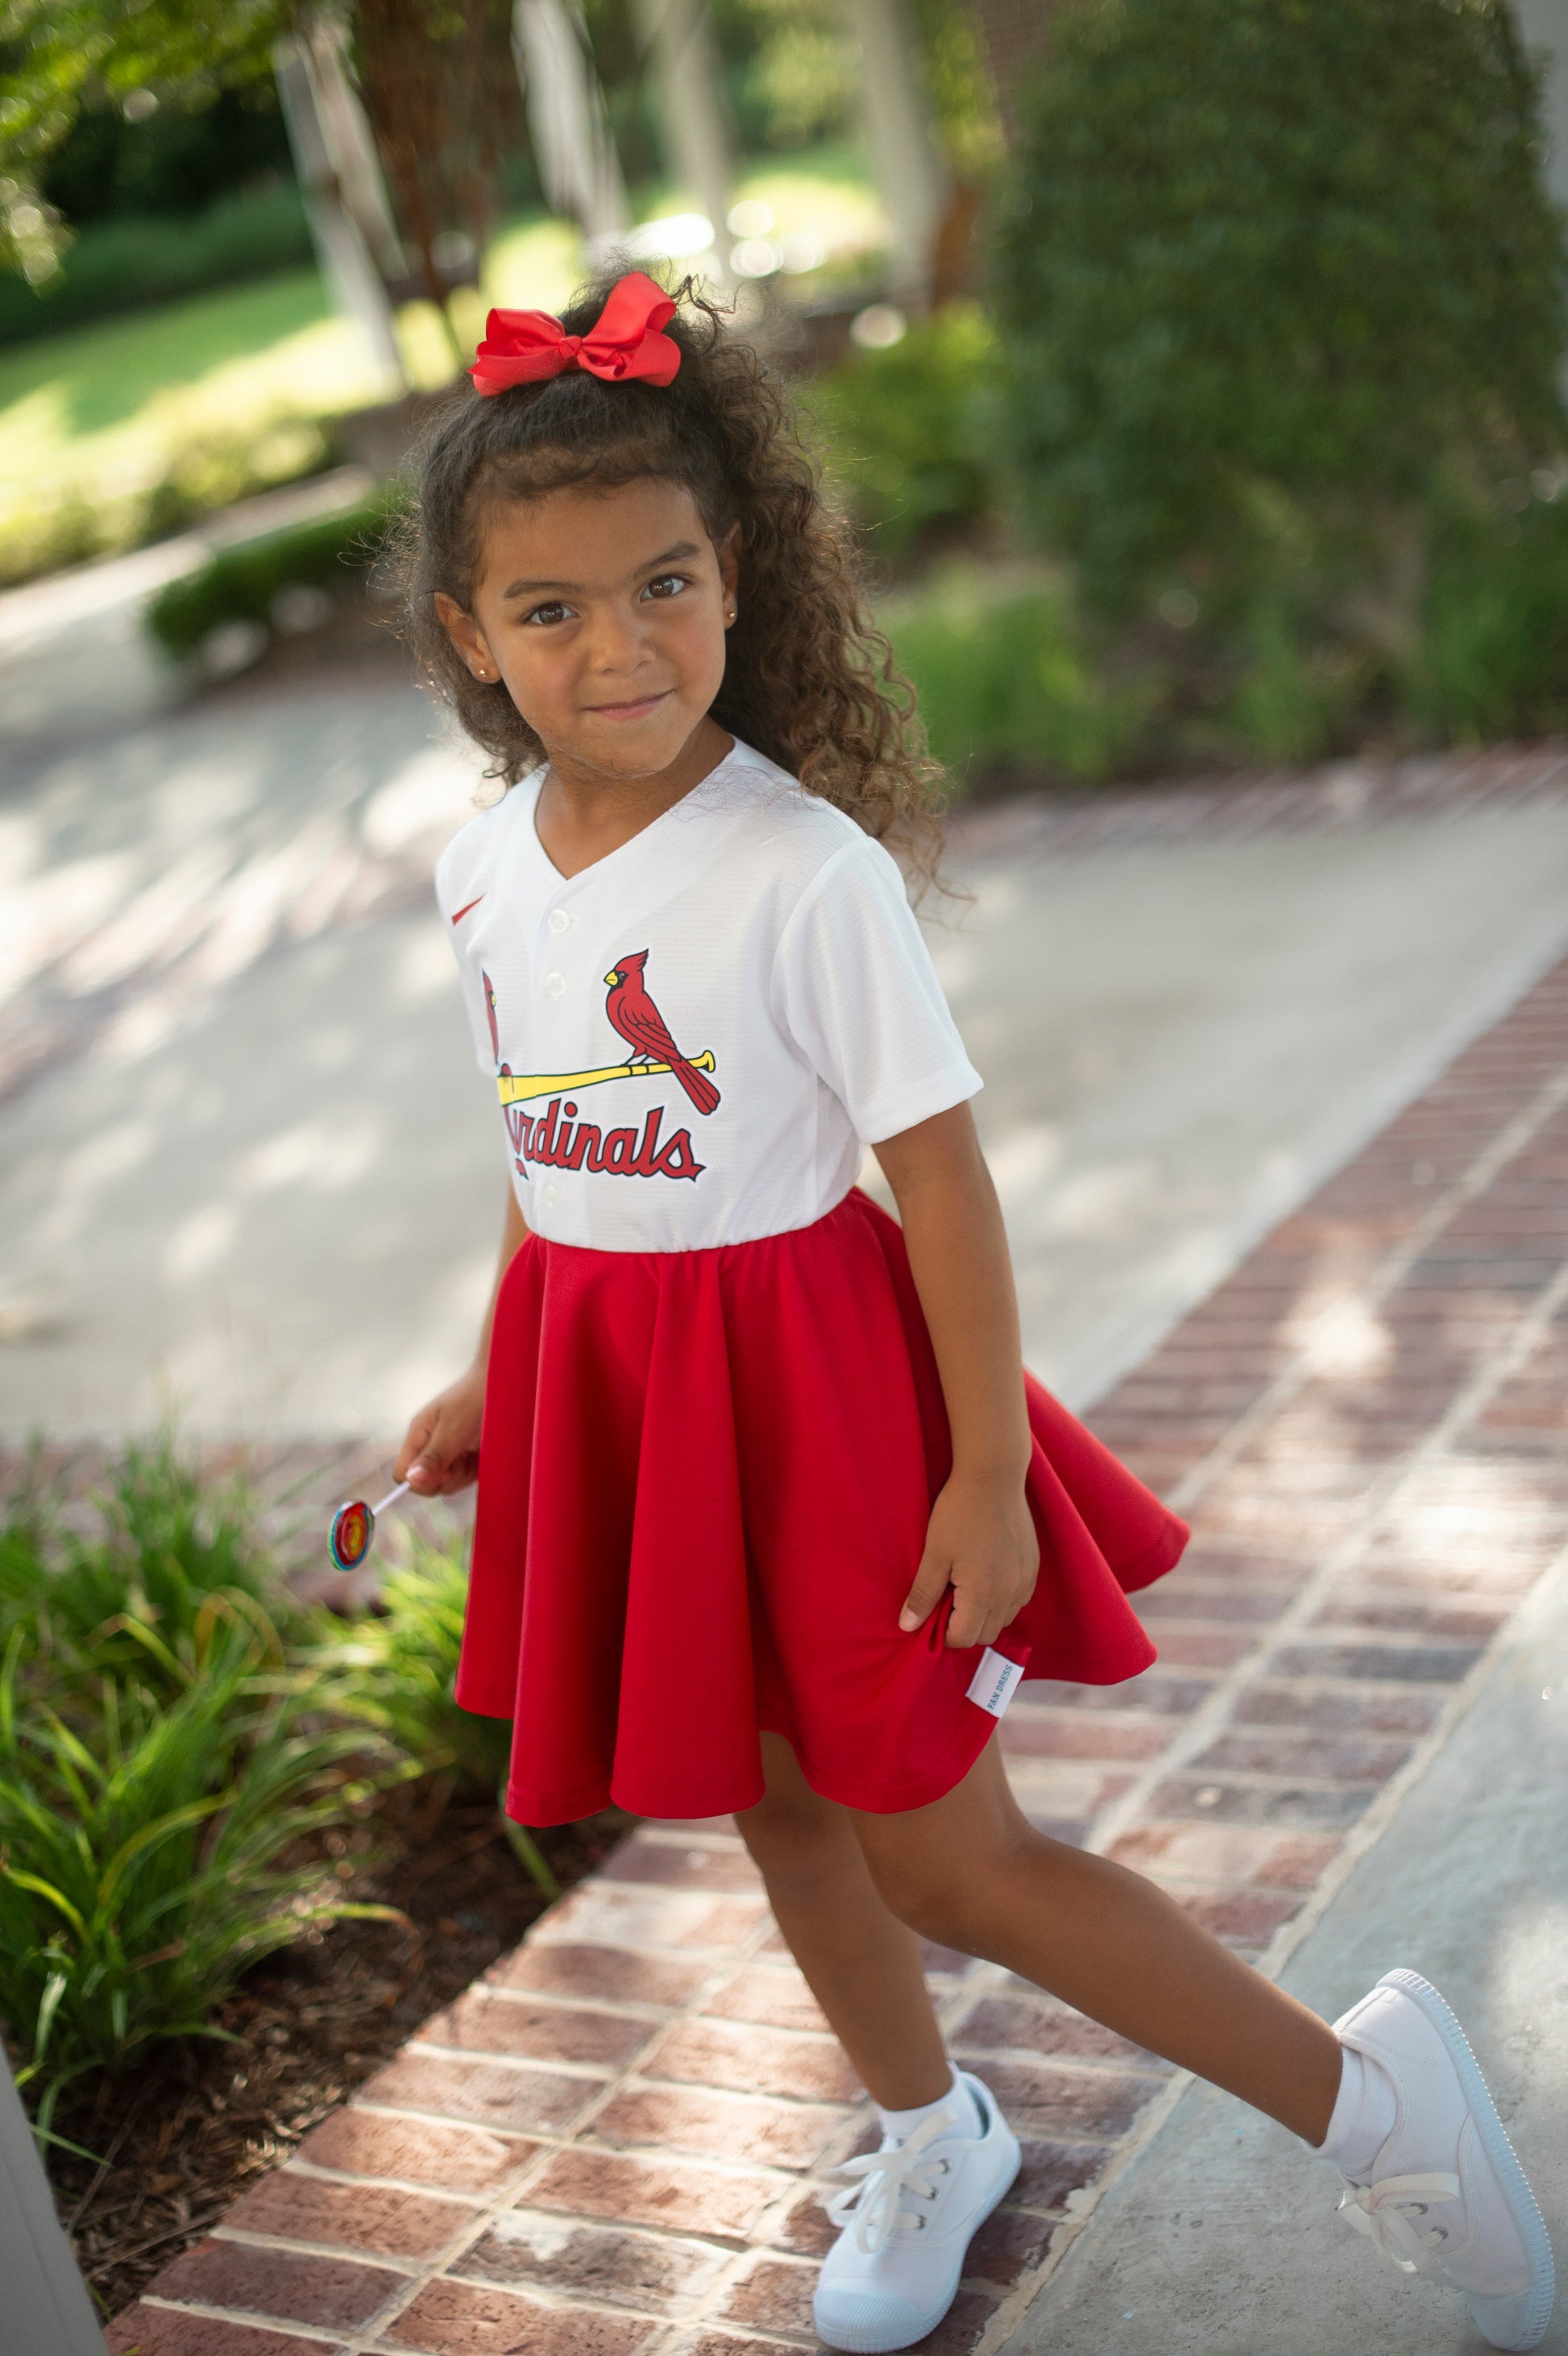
[{"left": 434, "top": 476, "right": 738, "bottom": 786}]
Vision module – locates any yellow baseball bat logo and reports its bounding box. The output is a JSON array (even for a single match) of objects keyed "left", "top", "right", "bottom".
[{"left": 496, "top": 1050, "right": 717, "bottom": 1107}]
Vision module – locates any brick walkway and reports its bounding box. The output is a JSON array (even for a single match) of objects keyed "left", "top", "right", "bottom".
[{"left": 106, "top": 944, "right": 1568, "bottom": 2356}]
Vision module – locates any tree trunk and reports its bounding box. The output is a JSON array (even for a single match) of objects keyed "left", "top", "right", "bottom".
[
  {"left": 840, "top": 0, "right": 948, "bottom": 301},
  {"left": 632, "top": 0, "right": 736, "bottom": 276},
  {"left": 966, "top": 0, "right": 1054, "bottom": 144}
]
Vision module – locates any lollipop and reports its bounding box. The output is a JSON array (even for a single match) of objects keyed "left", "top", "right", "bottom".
[{"left": 328, "top": 1480, "right": 411, "bottom": 1571}]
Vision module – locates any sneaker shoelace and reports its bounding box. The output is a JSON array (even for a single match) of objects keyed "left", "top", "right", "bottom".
[
  {"left": 823, "top": 2106, "right": 964, "bottom": 2256},
  {"left": 1338, "top": 2171, "right": 1462, "bottom": 2278}
]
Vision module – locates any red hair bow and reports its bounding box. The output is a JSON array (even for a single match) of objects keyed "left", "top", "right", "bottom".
[{"left": 469, "top": 270, "right": 680, "bottom": 396}]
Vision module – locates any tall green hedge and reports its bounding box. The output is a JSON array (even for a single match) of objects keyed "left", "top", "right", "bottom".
[
  {"left": 994, "top": 0, "right": 1568, "bottom": 627},
  {"left": 0, "top": 185, "right": 314, "bottom": 348}
]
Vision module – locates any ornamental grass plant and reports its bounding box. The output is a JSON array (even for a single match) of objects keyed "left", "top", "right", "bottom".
[
  {"left": 0, "top": 1435, "right": 303, "bottom": 1698},
  {"left": 313, "top": 1536, "right": 558, "bottom": 1898},
  {"left": 0, "top": 1624, "right": 396, "bottom": 2155},
  {"left": 0, "top": 1438, "right": 556, "bottom": 2158}
]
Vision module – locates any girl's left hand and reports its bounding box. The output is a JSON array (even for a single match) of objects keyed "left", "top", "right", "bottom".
[{"left": 898, "top": 1470, "right": 1039, "bottom": 1649}]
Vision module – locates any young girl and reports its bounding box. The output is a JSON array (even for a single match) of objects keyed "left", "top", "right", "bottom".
[{"left": 392, "top": 271, "right": 1551, "bottom": 2354}]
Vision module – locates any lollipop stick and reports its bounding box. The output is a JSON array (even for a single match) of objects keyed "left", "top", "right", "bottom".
[{"left": 371, "top": 1479, "right": 411, "bottom": 1517}]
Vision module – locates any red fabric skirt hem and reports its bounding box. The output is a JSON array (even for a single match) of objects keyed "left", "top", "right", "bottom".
[{"left": 458, "top": 1188, "right": 1188, "bottom": 1826}]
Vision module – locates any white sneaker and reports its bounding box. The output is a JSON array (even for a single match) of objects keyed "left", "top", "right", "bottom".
[
  {"left": 812, "top": 2070, "right": 1021, "bottom": 2354},
  {"left": 1331, "top": 1969, "right": 1554, "bottom": 2351}
]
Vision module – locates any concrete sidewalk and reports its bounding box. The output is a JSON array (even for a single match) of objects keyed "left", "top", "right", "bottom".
[
  {"left": 996, "top": 1548, "right": 1568, "bottom": 2356},
  {"left": 102, "top": 898, "right": 1568, "bottom": 2356},
  {"left": 9, "top": 692, "right": 1568, "bottom": 1438}
]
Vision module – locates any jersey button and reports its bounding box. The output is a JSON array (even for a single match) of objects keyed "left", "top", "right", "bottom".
[
  {"left": 542, "top": 1180, "right": 562, "bottom": 1209},
  {"left": 545, "top": 970, "right": 566, "bottom": 997},
  {"left": 547, "top": 908, "right": 570, "bottom": 935}
]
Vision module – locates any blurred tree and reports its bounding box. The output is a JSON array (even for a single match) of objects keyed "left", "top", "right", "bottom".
[
  {"left": 995, "top": 0, "right": 1568, "bottom": 662},
  {"left": 0, "top": 0, "right": 520, "bottom": 317},
  {"left": 733, "top": 0, "right": 857, "bottom": 151},
  {"left": 909, "top": 0, "right": 1002, "bottom": 184},
  {"left": 353, "top": 0, "right": 520, "bottom": 307},
  {"left": 40, "top": 85, "right": 293, "bottom": 225},
  {"left": 964, "top": 0, "right": 1048, "bottom": 146},
  {"left": 0, "top": 0, "right": 288, "bottom": 276}
]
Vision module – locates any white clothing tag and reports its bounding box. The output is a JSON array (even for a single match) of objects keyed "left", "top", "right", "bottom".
[{"left": 966, "top": 1647, "right": 1024, "bottom": 1719}]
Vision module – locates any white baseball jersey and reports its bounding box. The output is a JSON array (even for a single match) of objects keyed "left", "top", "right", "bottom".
[{"left": 433, "top": 737, "right": 981, "bottom": 1252}]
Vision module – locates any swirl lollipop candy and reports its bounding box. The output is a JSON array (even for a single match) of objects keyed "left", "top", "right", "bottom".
[{"left": 328, "top": 1480, "right": 411, "bottom": 1571}]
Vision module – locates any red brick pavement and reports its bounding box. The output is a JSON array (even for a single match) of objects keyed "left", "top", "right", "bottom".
[{"left": 106, "top": 944, "right": 1568, "bottom": 2356}]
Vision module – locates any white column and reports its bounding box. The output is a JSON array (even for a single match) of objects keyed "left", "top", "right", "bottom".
[
  {"left": 841, "top": 0, "right": 948, "bottom": 301},
  {"left": 512, "top": 0, "right": 630, "bottom": 255},
  {"left": 632, "top": 0, "right": 736, "bottom": 274},
  {"left": 297, "top": 15, "right": 405, "bottom": 280},
  {"left": 274, "top": 31, "right": 406, "bottom": 388},
  {"left": 0, "top": 2049, "right": 106, "bottom": 2356},
  {"left": 1514, "top": 0, "right": 1568, "bottom": 212}
]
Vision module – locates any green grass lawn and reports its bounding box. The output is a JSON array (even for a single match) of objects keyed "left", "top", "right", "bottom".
[
  {"left": 0, "top": 221, "right": 579, "bottom": 582},
  {"left": 0, "top": 156, "right": 886, "bottom": 585}
]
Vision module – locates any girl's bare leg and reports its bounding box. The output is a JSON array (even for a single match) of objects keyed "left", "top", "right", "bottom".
[
  {"left": 848, "top": 1734, "right": 1343, "bottom": 2145},
  {"left": 733, "top": 1732, "right": 953, "bottom": 2109}
]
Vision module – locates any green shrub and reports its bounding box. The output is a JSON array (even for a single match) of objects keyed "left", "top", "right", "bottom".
[
  {"left": 0, "top": 1439, "right": 404, "bottom": 2146},
  {"left": 812, "top": 304, "right": 1000, "bottom": 560},
  {"left": 144, "top": 487, "right": 400, "bottom": 661},
  {"left": 317, "top": 1539, "right": 509, "bottom": 1797},
  {"left": 1407, "top": 485, "right": 1568, "bottom": 742},
  {"left": 0, "top": 1628, "right": 393, "bottom": 2150},
  {"left": 0, "top": 186, "right": 314, "bottom": 349},
  {"left": 314, "top": 1537, "right": 557, "bottom": 1896},
  {"left": 0, "top": 1435, "right": 300, "bottom": 1703},
  {"left": 1220, "top": 604, "right": 1363, "bottom": 766},
  {"left": 994, "top": 0, "right": 1568, "bottom": 633},
  {"left": 887, "top": 568, "right": 1158, "bottom": 782},
  {"left": 0, "top": 421, "right": 335, "bottom": 593}
]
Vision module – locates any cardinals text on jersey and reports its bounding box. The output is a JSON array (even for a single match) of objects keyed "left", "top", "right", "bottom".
[{"left": 487, "top": 953, "right": 716, "bottom": 1184}]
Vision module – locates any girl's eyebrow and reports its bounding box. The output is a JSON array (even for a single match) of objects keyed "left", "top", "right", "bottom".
[{"left": 499, "top": 542, "right": 703, "bottom": 601}]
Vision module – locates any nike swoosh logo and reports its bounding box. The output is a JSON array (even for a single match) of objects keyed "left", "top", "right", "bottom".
[{"left": 450, "top": 895, "right": 485, "bottom": 925}]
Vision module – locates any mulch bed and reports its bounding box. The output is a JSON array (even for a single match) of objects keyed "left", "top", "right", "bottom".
[{"left": 48, "top": 1783, "right": 633, "bottom": 2322}]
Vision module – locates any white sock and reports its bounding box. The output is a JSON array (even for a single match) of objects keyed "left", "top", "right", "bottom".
[
  {"left": 877, "top": 2066, "right": 983, "bottom": 2145},
  {"left": 1316, "top": 2043, "right": 1399, "bottom": 2181}
]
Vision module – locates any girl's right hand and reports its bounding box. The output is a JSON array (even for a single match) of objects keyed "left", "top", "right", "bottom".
[{"left": 395, "top": 1362, "right": 487, "bottom": 1495}]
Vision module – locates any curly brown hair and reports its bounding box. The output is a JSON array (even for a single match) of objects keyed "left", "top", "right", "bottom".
[{"left": 392, "top": 271, "right": 943, "bottom": 873}]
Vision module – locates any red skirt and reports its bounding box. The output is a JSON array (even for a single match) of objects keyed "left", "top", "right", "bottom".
[{"left": 457, "top": 1188, "right": 1186, "bottom": 1825}]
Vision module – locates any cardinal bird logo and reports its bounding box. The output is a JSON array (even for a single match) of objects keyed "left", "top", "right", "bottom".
[{"left": 603, "top": 950, "right": 721, "bottom": 1115}]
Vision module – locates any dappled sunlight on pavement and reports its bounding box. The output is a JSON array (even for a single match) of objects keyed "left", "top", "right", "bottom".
[{"left": 100, "top": 924, "right": 1568, "bottom": 2356}]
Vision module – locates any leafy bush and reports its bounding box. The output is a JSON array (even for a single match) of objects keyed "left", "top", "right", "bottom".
[
  {"left": 314, "top": 1538, "right": 557, "bottom": 1897},
  {"left": 0, "top": 420, "right": 335, "bottom": 593},
  {"left": 887, "top": 568, "right": 1158, "bottom": 782},
  {"left": 0, "top": 1628, "right": 392, "bottom": 2151},
  {"left": 993, "top": 0, "right": 1568, "bottom": 633},
  {"left": 812, "top": 304, "right": 999, "bottom": 561},
  {"left": 1406, "top": 485, "right": 1568, "bottom": 743},
  {"left": 0, "top": 185, "right": 314, "bottom": 349},
  {"left": 0, "top": 1439, "right": 404, "bottom": 2146},
  {"left": 317, "top": 1540, "right": 509, "bottom": 1797},
  {"left": 42, "top": 87, "right": 295, "bottom": 230},
  {"left": 0, "top": 1437, "right": 301, "bottom": 1701},
  {"left": 144, "top": 487, "right": 400, "bottom": 662}
]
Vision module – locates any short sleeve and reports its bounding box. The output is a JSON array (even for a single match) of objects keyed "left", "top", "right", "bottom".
[
  {"left": 433, "top": 844, "right": 499, "bottom": 1079},
  {"left": 773, "top": 839, "right": 982, "bottom": 1143},
  {"left": 449, "top": 939, "right": 498, "bottom": 1077}
]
